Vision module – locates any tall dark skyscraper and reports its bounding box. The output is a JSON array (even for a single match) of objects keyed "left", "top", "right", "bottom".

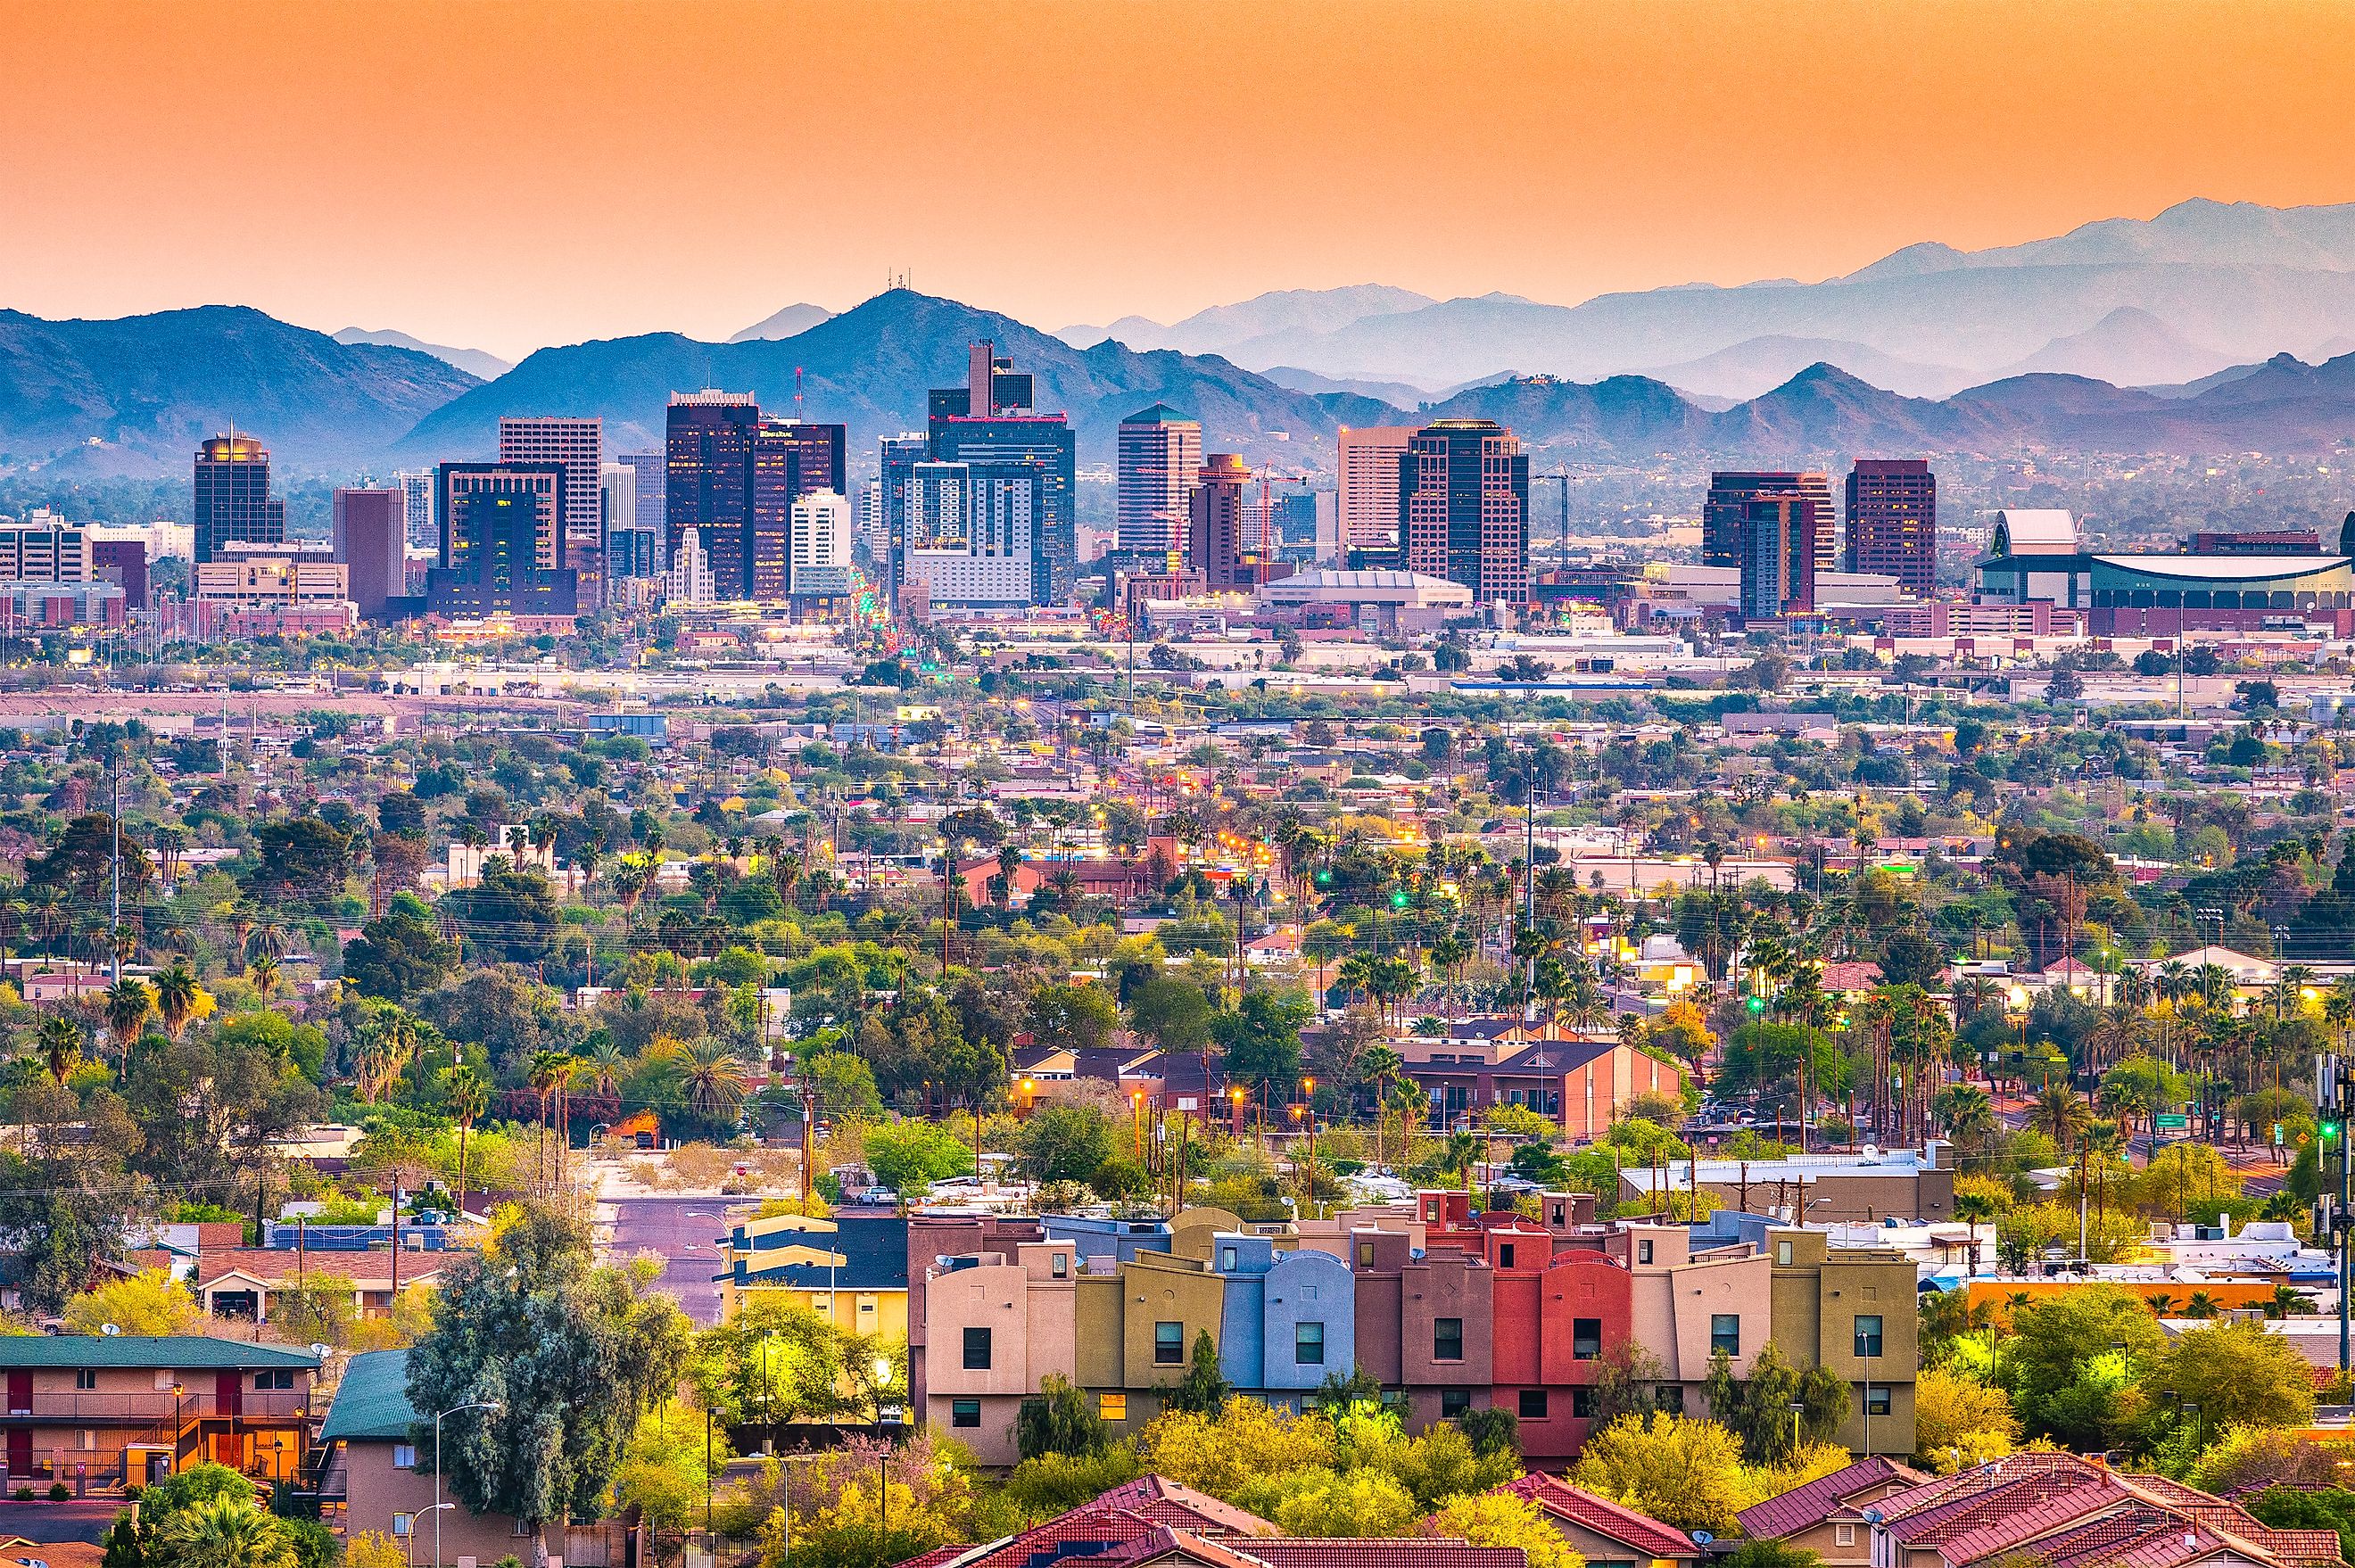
[
  {"left": 193, "top": 434, "right": 286, "bottom": 562},
  {"left": 1397, "top": 419, "right": 1528, "bottom": 606},
  {"left": 333, "top": 487, "right": 407, "bottom": 621},
  {"left": 1846, "top": 458, "right": 1938, "bottom": 597},
  {"left": 665, "top": 392, "right": 761, "bottom": 599},
  {"left": 1739, "top": 495, "right": 1816, "bottom": 620},
  {"left": 750, "top": 419, "right": 847, "bottom": 598},
  {"left": 1187, "top": 454, "right": 1255, "bottom": 589},
  {"left": 1705, "top": 472, "right": 1835, "bottom": 574},
  {"left": 927, "top": 340, "right": 1074, "bottom": 604}
]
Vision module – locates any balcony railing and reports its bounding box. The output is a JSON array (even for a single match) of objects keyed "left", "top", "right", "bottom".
[{"left": 0, "top": 1391, "right": 310, "bottom": 1422}]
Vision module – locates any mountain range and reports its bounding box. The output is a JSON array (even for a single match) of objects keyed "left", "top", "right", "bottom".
[{"left": 332, "top": 326, "right": 512, "bottom": 382}]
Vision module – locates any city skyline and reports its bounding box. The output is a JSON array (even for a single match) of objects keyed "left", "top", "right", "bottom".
[{"left": 12, "top": 2, "right": 2355, "bottom": 359}]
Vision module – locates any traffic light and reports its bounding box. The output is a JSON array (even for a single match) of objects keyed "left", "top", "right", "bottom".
[
  {"left": 2325, "top": 1118, "right": 2343, "bottom": 1145},
  {"left": 1391, "top": 889, "right": 1410, "bottom": 909},
  {"left": 1746, "top": 995, "right": 1765, "bottom": 1014}
]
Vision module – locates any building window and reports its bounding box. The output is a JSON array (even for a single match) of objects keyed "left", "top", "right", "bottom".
[
  {"left": 513, "top": 1518, "right": 533, "bottom": 1537},
  {"left": 1051, "top": 1252, "right": 1068, "bottom": 1277},
  {"left": 1155, "top": 1322, "right": 1186, "bottom": 1365},
  {"left": 1518, "top": 1389, "right": 1548, "bottom": 1420},
  {"left": 1221, "top": 1246, "right": 1238, "bottom": 1271},
  {"left": 1855, "top": 1315, "right": 1884, "bottom": 1358},
  {"left": 1775, "top": 1239, "right": 1793, "bottom": 1267},
  {"left": 1711, "top": 1315, "right": 1740, "bottom": 1357},
  {"left": 78, "top": 1429, "right": 94, "bottom": 1450},
  {"left": 74, "top": 1370, "right": 96, "bottom": 1390},
  {"left": 392, "top": 1515, "right": 414, "bottom": 1539},
  {"left": 1637, "top": 1239, "right": 1653, "bottom": 1265},
  {"left": 1866, "top": 1384, "right": 1892, "bottom": 1417},
  {"left": 1434, "top": 1317, "right": 1464, "bottom": 1362},
  {"left": 392, "top": 1445, "right": 417, "bottom": 1470},
  {"left": 256, "top": 1370, "right": 294, "bottom": 1391},
  {"left": 1359, "top": 1242, "right": 1375, "bottom": 1267},
  {"left": 1099, "top": 1394, "right": 1128, "bottom": 1421},
  {"left": 963, "top": 1326, "right": 992, "bottom": 1371},
  {"left": 1296, "top": 1322, "right": 1326, "bottom": 1366},
  {"left": 1836, "top": 1526, "right": 1856, "bottom": 1548},
  {"left": 1499, "top": 1242, "right": 1516, "bottom": 1269},
  {"left": 952, "top": 1399, "right": 981, "bottom": 1428},
  {"left": 1441, "top": 1389, "right": 1472, "bottom": 1417},
  {"left": 1572, "top": 1387, "right": 1595, "bottom": 1419},
  {"left": 1573, "top": 1318, "right": 1603, "bottom": 1360},
  {"left": 1658, "top": 1385, "right": 1685, "bottom": 1415}
]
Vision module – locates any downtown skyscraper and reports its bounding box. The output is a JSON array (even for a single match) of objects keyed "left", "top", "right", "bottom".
[
  {"left": 1846, "top": 458, "right": 1938, "bottom": 597},
  {"left": 926, "top": 340, "right": 1073, "bottom": 604},
  {"left": 193, "top": 433, "right": 286, "bottom": 562},
  {"left": 1704, "top": 472, "right": 1836, "bottom": 574},
  {"left": 499, "top": 417, "right": 604, "bottom": 587},
  {"left": 1399, "top": 419, "right": 1528, "bottom": 607},
  {"left": 1117, "top": 405, "right": 1201, "bottom": 557}
]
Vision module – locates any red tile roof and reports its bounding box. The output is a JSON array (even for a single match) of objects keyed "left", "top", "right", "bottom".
[
  {"left": 1090, "top": 1477, "right": 1278, "bottom": 1537},
  {"left": 1736, "top": 1457, "right": 1924, "bottom": 1541},
  {"left": 1500, "top": 1473, "right": 1694, "bottom": 1560},
  {"left": 1254, "top": 1543, "right": 1526, "bottom": 1568}
]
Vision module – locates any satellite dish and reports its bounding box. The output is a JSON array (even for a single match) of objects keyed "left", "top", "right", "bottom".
[
  {"left": 1692, "top": 1532, "right": 1715, "bottom": 1545},
  {"left": 100, "top": 1323, "right": 120, "bottom": 1337},
  {"left": 309, "top": 1343, "right": 332, "bottom": 1360}
]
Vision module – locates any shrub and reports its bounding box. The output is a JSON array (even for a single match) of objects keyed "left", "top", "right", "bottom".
[{"left": 47, "top": 1482, "right": 70, "bottom": 1501}]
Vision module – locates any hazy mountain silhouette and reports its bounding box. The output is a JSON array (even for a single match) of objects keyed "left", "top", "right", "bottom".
[
  {"left": 728, "top": 303, "right": 835, "bottom": 342},
  {"left": 333, "top": 326, "right": 513, "bottom": 382}
]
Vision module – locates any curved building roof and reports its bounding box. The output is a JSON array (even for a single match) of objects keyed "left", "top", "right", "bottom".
[
  {"left": 2089, "top": 553, "right": 2352, "bottom": 584},
  {"left": 1991, "top": 510, "right": 2080, "bottom": 556}
]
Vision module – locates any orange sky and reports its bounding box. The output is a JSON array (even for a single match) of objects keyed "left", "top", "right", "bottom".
[{"left": 7, "top": 0, "right": 2355, "bottom": 359}]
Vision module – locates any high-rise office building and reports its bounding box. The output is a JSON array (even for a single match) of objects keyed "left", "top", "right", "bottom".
[
  {"left": 427, "top": 463, "right": 576, "bottom": 618},
  {"left": 751, "top": 420, "right": 847, "bottom": 598},
  {"left": 1739, "top": 495, "right": 1817, "bottom": 620},
  {"left": 665, "top": 392, "right": 761, "bottom": 599},
  {"left": 333, "top": 487, "right": 407, "bottom": 621},
  {"left": 666, "top": 528, "right": 715, "bottom": 606},
  {"left": 499, "top": 417, "right": 603, "bottom": 585},
  {"left": 1187, "top": 454, "right": 1257, "bottom": 590},
  {"left": 790, "top": 491, "right": 855, "bottom": 597},
  {"left": 1399, "top": 419, "right": 1528, "bottom": 606},
  {"left": 1846, "top": 459, "right": 1938, "bottom": 597},
  {"left": 1339, "top": 426, "right": 1417, "bottom": 557},
  {"left": 193, "top": 434, "right": 286, "bottom": 562},
  {"left": 399, "top": 472, "right": 436, "bottom": 553},
  {"left": 877, "top": 433, "right": 929, "bottom": 604},
  {"left": 901, "top": 462, "right": 1033, "bottom": 607},
  {"left": 927, "top": 342, "right": 1072, "bottom": 604},
  {"left": 1705, "top": 472, "right": 1835, "bottom": 574},
  {"left": 1118, "top": 405, "right": 1202, "bottom": 557},
  {"left": 601, "top": 462, "right": 663, "bottom": 579},
  {"left": 619, "top": 452, "right": 666, "bottom": 564}
]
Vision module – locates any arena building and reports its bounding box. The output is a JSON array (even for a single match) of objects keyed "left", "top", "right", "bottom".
[{"left": 1975, "top": 509, "right": 2355, "bottom": 635}]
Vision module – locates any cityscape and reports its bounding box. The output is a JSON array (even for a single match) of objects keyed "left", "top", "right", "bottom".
[{"left": 12, "top": 7, "right": 2355, "bottom": 1568}]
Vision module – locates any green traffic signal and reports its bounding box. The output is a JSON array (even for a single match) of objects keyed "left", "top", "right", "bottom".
[
  {"left": 1746, "top": 995, "right": 1765, "bottom": 1013},
  {"left": 1391, "top": 889, "right": 1410, "bottom": 909}
]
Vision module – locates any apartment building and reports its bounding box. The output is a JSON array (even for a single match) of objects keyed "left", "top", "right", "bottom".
[
  {"left": 1766, "top": 1227, "right": 1919, "bottom": 1456},
  {"left": 0, "top": 1336, "right": 319, "bottom": 1490},
  {"left": 921, "top": 1240, "right": 1078, "bottom": 1465}
]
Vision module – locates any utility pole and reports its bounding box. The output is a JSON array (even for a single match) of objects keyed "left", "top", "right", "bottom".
[
  {"left": 110, "top": 758, "right": 122, "bottom": 984},
  {"left": 2322, "top": 1053, "right": 2350, "bottom": 1378}
]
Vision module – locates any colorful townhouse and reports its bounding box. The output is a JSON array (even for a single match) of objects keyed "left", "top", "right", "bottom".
[
  {"left": 714, "top": 1209, "right": 910, "bottom": 1338},
  {"left": 920, "top": 1239, "right": 1078, "bottom": 1465}
]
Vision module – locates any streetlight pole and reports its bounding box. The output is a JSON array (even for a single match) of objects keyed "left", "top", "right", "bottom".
[{"left": 434, "top": 1399, "right": 501, "bottom": 1568}]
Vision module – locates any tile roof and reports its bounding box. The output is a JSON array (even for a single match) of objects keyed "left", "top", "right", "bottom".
[
  {"left": 318, "top": 1349, "right": 417, "bottom": 1442},
  {"left": 1737, "top": 1457, "right": 1925, "bottom": 1540},
  {"left": 1252, "top": 1543, "right": 1526, "bottom": 1568},
  {"left": 1089, "top": 1479, "right": 1277, "bottom": 1538},
  {"left": 1500, "top": 1473, "right": 1694, "bottom": 1559},
  {"left": 902, "top": 1549, "right": 973, "bottom": 1568},
  {"left": 0, "top": 1334, "right": 319, "bottom": 1371}
]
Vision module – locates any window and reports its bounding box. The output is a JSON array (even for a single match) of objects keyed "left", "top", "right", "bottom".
[
  {"left": 1220, "top": 1246, "right": 1238, "bottom": 1271},
  {"left": 1711, "top": 1315, "right": 1740, "bottom": 1357},
  {"left": 1658, "top": 1384, "right": 1685, "bottom": 1415},
  {"left": 1775, "top": 1239, "right": 1793, "bottom": 1267},
  {"left": 963, "top": 1326, "right": 992, "bottom": 1371},
  {"left": 1498, "top": 1242, "right": 1516, "bottom": 1269},
  {"left": 255, "top": 1370, "right": 294, "bottom": 1391},
  {"left": 951, "top": 1399, "right": 981, "bottom": 1428},
  {"left": 1155, "top": 1322, "right": 1185, "bottom": 1365},
  {"left": 1359, "top": 1242, "right": 1376, "bottom": 1267},
  {"left": 1051, "top": 1252, "right": 1068, "bottom": 1277},
  {"left": 1855, "top": 1315, "right": 1884, "bottom": 1358},
  {"left": 392, "top": 1445, "right": 417, "bottom": 1470},
  {"left": 1572, "top": 1387, "right": 1595, "bottom": 1419},
  {"left": 1099, "top": 1394, "right": 1128, "bottom": 1421},
  {"left": 1637, "top": 1239, "right": 1653, "bottom": 1265},
  {"left": 78, "top": 1429, "right": 94, "bottom": 1450},
  {"left": 1573, "top": 1318, "right": 1603, "bottom": 1360},
  {"left": 1434, "top": 1317, "right": 1464, "bottom": 1362},
  {"left": 1296, "top": 1322, "right": 1326, "bottom": 1366},
  {"left": 1835, "top": 1526, "right": 1856, "bottom": 1548},
  {"left": 1518, "top": 1389, "right": 1549, "bottom": 1420},
  {"left": 73, "top": 1370, "right": 96, "bottom": 1391},
  {"left": 392, "top": 1515, "right": 414, "bottom": 1539},
  {"left": 513, "top": 1518, "right": 533, "bottom": 1537},
  {"left": 1441, "top": 1388, "right": 1472, "bottom": 1417},
  {"left": 1866, "top": 1384, "right": 1891, "bottom": 1417}
]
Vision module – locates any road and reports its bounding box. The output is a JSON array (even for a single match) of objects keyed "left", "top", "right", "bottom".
[{"left": 602, "top": 1193, "right": 733, "bottom": 1325}]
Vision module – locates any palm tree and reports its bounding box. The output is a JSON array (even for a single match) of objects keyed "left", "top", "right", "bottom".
[
  {"left": 156, "top": 1496, "right": 297, "bottom": 1568},
  {"left": 246, "top": 951, "right": 282, "bottom": 994},
  {"left": 152, "top": 962, "right": 201, "bottom": 1040},
  {"left": 577, "top": 1037, "right": 627, "bottom": 1099},
  {"left": 443, "top": 1063, "right": 490, "bottom": 1209},
  {"left": 2032, "top": 1083, "right": 2092, "bottom": 1148},
  {"left": 2183, "top": 1290, "right": 2221, "bottom": 1320},
  {"left": 102, "top": 978, "right": 155, "bottom": 1065},
  {"left": 37, "top": 1013, "right": 82, "bottom": 1083},
  {"left": 679, "top": 1036, "right": 749, "bottom": 1126},
  {"left": 1938, "top": 1083, "right": 1998, "bottom": 1159}
]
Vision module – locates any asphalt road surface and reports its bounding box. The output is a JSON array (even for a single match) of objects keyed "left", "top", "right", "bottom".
[{"left": 604, "top": 1193, "right": 731, "bottom": 1325}]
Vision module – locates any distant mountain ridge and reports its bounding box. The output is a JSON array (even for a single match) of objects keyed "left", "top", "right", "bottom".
[{"left": 333, "top": 326, "right": 512, "bottom": 382}]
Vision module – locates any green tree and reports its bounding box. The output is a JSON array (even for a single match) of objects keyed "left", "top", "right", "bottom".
[
  {"left": 2137, "top": 1321, "right": 2318, "bottom": 1443},
  {"left": 1997, "top": 1285, "right": 2162, "bottom": 1448},
  {"left": 1016, "top": 1373, "right": 1111, "bottom": 1461},
  {"left": 342, "top": 907, "right": 461, "bottom": 1003},
  {"left": 1129, "top": 975, "right": 1214, "bottom": 1056},
  {"left": 441, "top": 857, "right": 562, "bottom": 966},
  {"left": 404, "top": 1204, "right": 690, "bottom": 1547},
  {"left": 1015, "top": 1105, "right": 1116, "bottom": 1184},
  {"left": 862, "top": 1119, "right": 974, "bottom": 1196},
  {"left": 1162, "top": 1330, "right": 1231, "bottom": 1415},
  {"left": 1027, "top": 983, "right": 1120, "bottom": 1053},
  {"left": 1211, "top": 988, "right": 1311, "bottom": 1094}
]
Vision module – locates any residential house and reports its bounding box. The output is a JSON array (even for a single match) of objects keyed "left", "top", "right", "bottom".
[
  {"left": 908, "top": 1215, "right": 1045, "bottom": 1414},
  {"left": 715, "top": 1210, "right": 909, "bottom": 1333},
  {"left": 921, "top": 1241, "right": 1079, "bottom": 1465},
  {"left": 1497, "top": 1473, "right": 1698, "bottom": 1568},
  {"left": 1766, "top": 1228, "right": 1919, "bottom": 1457},
  {"left": 196, "top": 1249, "right": 448, "bottom": 1321},
  {"left": 1619, "top": 1145, "right": 1955, "bottom": 1224},
  {"left": 1733, "top": 1456, "right": 1927, "bottom": 1568},
  {"left": 1398, "top": 1031, "right": 1684, "bottom": 1140},
  {"left": 0, "top": 1336, "right": 319, "bottom": 1491}
]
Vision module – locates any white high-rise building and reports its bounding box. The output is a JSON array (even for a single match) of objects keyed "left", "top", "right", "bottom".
[
  {"left": 1338, "top": 425, "right": 1417, "bottom": 556},
  {"left": 399, "top": 472, "right": 435, "bottom": 553},
  {"left": 789, "top": 491, "right": 854, "bottom": 597},
  {"left": 665, "top": 526, "right": 715, "bottom": 606}
]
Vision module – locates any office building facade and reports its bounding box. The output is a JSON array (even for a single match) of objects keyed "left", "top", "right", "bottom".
[
  {"left": 332, "top": 488, "right": 407, "bottom": 621},
  {"left": 877, "top": 433, "right": 930, "bottom": 606},
  {"left": 1399, "top": 420, "right": 1528, "bottom": 607},
  {"left": 1187, "top": 454, "right": 1257, "bottom": 590},
  {"left": 1845, "top": 460, "right": 1937, "bottom": 597},
  {"left": 498, "top": 417, "right": 603, "bottom": 587},
  {"left": 1706, "top": 472, "right": 1835, "bottom": 574},
  {"left": 399, "top": 472, "right": 435, "bottom": 553},
  {"left": 1117, "top": 405, "right": 1202, "bottom": 557},
  {"left": 790, "top": 491, "right": 855, "bottom": 597},
  {"left": 0, "top": 523, "right": 90, "bottom": 583},
  {"left": 927, "top": 342, "right": 1073, "bottom": 604},
  {"left": 751, "top": 420, "right": 847, "bottom": 599},
  {"left": 1739, "top": 496, "right": 1817, "bottom": 620},
  {"left": 427, "top": 463, "right": 577, "bottom": 619},
  {"left": 1340, "top": 426, "right": 1417, "bottom": 556},
  {"left": 665, "top": 392, "right": 760, "bottom": 599},
  {"left": 193, "top": 435, "right": 286, "bottom": 563}
]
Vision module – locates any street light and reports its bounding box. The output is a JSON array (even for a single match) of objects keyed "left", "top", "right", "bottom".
[
  {"left": 434, "top": 1399, "right": 502, "bottom": 1568},
  {"left": 409, "top": 1502, "right": 455, "bottom": 1568}
]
